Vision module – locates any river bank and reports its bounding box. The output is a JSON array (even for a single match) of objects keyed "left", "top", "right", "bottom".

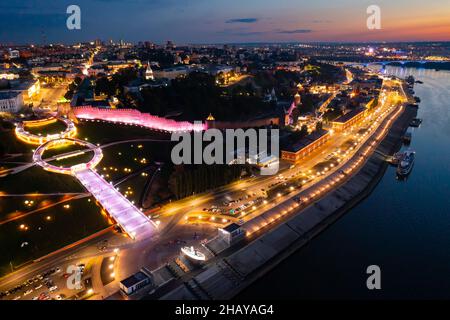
[
  {"left": 159, "top": 93, "right": 416, "bottom": 299},
  {"left": 233, "top": 105, "right": 417, "bottom": 299},
  {"left": 239, "top": 66, "right": 450, "bottom": 299}
]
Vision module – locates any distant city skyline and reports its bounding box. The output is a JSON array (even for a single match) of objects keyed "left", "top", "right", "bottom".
[{"left": 1, "top": 0, "right": 450, "bottom": 44}]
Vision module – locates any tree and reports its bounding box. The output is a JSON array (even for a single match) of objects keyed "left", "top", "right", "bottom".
[
  {"left": 0, "top": 140, "right": 6, "bottom": 157},
  {"left": 168, "top": 164, "right": 245, "bottom": 199},
  {"left": 315, "top": 121, "right": 323, "bottom": 131},
  {"left": 290, "top": 125, "right": 308, "bottom": 142},
  {"left": 300, "top": 124, "right": 308, "bottom": 136},
  {"left": 138, "top": 71, "right": 270, "bottom": 121}
]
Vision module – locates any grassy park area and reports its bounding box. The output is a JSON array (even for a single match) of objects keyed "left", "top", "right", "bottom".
[
  {"left": 0, "top": 120, "right": 172, "bottom": 276},
  {"left": 24, "top": 120, "right": 67, "bottom": 136}
]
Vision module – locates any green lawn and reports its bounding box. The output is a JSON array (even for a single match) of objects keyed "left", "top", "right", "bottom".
[
  {"left": 0, "top": 120, "right": 173, "bottom": 277},
  {"left": 0, "top": 196, "right": 109, "bottom": 276},
  {"left": 24, "top": 120, "right": 67, "bottom": 135}
]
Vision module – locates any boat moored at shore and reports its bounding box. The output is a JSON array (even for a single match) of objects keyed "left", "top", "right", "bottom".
[{"left": 397, "top": 150, "right": 416, "bottom": 176}]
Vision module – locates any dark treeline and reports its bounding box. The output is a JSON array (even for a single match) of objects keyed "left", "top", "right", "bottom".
[
  {"left": 306, "top": 60, "right": 347, "bottom": 84},
  {"left": 138, "top": 72, "right": 272, "bottom": 121},
  {"left": 95, "top": 68, "right": 138, "bottom": 97},
  {"left": 168, "top": 164, "right": 248, "bottom": 199}
]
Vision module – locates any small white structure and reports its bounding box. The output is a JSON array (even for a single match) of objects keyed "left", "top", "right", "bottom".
[
  {"left": 218, "top": 223, "right": 244, "bottom": 245},
  {"left": 119, "top": 270, "right": 152, "bottom": 296},
  {"left": 257, "top": 154, "right": 279, "bottom": 168}
]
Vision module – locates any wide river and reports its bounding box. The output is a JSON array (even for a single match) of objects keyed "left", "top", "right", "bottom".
[{"left": 238, "top": 66, "right": 450, "bottom": 299}]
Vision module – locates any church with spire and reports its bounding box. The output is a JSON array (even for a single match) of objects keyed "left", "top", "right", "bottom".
[
  {"left": 145, "top": 62, "right": 154, "bottom": 80},
  {"left": 284, "top": 91, "right": 302, "bottom": 126}
]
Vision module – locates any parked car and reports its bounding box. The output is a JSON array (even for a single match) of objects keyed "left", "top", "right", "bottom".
[{"left": 34, "top": 284, "right": 43, "bottom": 290}]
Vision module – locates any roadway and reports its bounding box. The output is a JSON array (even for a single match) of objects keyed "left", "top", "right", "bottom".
[
  {"left": 0, "top": 79, "right": 406, "bottom": 300},
  {"left": 35, "top": 85, "right": 68, "bottom": 111}
]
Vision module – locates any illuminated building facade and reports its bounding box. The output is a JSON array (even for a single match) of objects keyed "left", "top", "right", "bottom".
[
  {"left": 331, "top": 106, "right": 367, "bottom": 132},
  {"left": 0, "top": 91, "right": 24, "bottom": 113},
  {"left": 281, "top": 129, "right": 330, "bottom": 163},
  {"left": 218, "top": 223, "right": 245, "bottom": 245}
]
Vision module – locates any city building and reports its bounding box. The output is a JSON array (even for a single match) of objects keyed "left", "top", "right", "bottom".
[
  {"left": 166, "top": 40, "right": 175, "bottom": 50},
  {"left": 331, "top": 106, "right": 367, "bottom": 132},
  {"left": 0, "top": 71, "right": 19, "bottom": 80},
  {"left": 218, "top": 223, "right": 245, "bottom": 245},
  {"left": 0, "top": 91, "right": 24, "bottom": 113},
  {"left": 281, "top": 129, "right": 330, "bottom": 163},
  {"left": 3, "top": 79, "right": 41, "bottom": 105},
  {"left": 105, "top": 61, "right": 138, "bottom": 74},
  {"left": 119, "top": 269, "right": 153, "bottom": 296},
  {"left": 8, "top": 49, "right": 20, "bottom": 59},
  {"left": 153, "top": 66, "right": 190, "bottom": 80}
]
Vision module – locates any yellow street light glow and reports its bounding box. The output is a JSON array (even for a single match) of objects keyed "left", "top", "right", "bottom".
[{"left": 56, "top": 151, "right": 85, "bottom": 161}]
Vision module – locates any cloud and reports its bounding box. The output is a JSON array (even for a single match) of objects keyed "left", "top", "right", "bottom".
[
  {"left": 225, "top": 18, "right": 259, "bottom": 24},
  {"left": 234, "top": 31, "right": 265, "bottom": 36},
  {"left": 276, "top": 29, "right": 313, "bottom": 34}
]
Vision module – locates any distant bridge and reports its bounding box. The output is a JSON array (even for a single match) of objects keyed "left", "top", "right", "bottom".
[
  {"left": 368, "top": 60, "right": 449, "bottom": 66},
  {"left": 322, "top": 59, "right": 449, "bottom": 68}
]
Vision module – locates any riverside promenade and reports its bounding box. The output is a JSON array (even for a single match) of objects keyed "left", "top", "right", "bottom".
[{"left": 158, "top": 102, "right": 417, "bottom": 300}]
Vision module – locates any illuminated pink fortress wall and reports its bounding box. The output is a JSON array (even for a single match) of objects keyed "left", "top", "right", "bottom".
[{"left": 73, "top": 106, "right": 206, "bottom": 132}]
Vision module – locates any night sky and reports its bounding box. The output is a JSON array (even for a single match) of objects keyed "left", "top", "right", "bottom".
[{"left": 1, "top": 0, "right": 449, "bottom": 44}]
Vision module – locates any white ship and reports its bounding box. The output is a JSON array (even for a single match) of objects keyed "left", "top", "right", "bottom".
[
  {"left": 397, "top": 150, "right": 415, "bottom": 176},
  {"left": 181, "top": 246, "right": 206, "bottom": 262}
]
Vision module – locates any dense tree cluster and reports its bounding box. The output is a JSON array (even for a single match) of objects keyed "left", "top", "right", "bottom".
[
  {"left": 168, "top": 164, "right": 247, "bottom": 199},
  {"left": 95, "top": 68, "right": 138, "bottom": 97},
  {"left": 305, "top": 60, "right": 346, "bottom": 84},
  {"left": 64, "top": 76, "right": 83, "bottom": 99},
  {"left": 254, "top": 70, "right": 302, "bottom": 99},
  {"left": 137, "top": 49, "right": 176, "bottom": 68},
  {"left": 138, "top": 72, "right": 272, "bottom": 121}
]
